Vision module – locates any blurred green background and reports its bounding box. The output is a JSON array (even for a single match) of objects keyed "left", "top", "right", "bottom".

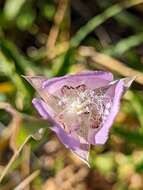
[{"left": 1, "top": 0, "right": 143, "bottom": 189}]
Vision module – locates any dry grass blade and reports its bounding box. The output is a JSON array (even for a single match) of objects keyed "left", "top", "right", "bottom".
[
  {"left": 79, "top": 46, "right": 143, "bottom": 85},
  {"left": 0, "top": 102, "right": 22, "bottom": 152},
  {"left": 21, "top": 145, "right": 31, "bottom": 190},
  {"left": 47, "top": 0, "right": 69, "bottom": 50},
  {"left": 0, "top": 136, "right": 31, "bottom": 183},
  {"left": 0, "top": 102, "right": 18, "bottom": 115},
  {"left": 13, "top": 170, "right": 40, "bottom": 190}
]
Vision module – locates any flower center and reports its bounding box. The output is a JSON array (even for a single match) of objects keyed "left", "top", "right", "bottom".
[{"left": 55, "top": 85, "right": 112, "bottom": 136}]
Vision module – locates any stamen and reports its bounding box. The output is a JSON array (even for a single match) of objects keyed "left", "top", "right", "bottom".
[{"left": 56, "top": 85, "right": 112, "bottom": 137}]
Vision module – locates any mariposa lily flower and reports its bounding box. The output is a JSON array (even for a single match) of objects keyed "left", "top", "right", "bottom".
[{"left": 24, "top": 71, "right": 134, "bottom": 166}]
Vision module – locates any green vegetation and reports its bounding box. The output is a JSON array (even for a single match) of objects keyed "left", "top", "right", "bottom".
[{"left": 0, "top": 0, "right": 143, "bottom": 189}]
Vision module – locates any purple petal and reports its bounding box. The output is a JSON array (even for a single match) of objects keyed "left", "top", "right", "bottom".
[
  {"left": 52, "top": 126, "right": 90, "bottom": 165},
  {"left": 94, "top": 80, "right": 124, "bottom": 145},
  {"left": 32, "top": 98, "right": 55, "bottom": 121},
  {"left": 24, "top": 76, "right": 47, "bottom": 91},
  {"left": 122, "top": 76, "right": 135, "bottom": 92},
  {"left": 42, "top": 71, "right": 113, "bottom": 94},
  {"left": 71, "top": 145, "right": 90, "bottom": 166},
  {"left": 32, "top": 98, "right": 90, "bottom": 164},
  {"left": 51, "top": 126, "right": 80, "bottom": 150}
]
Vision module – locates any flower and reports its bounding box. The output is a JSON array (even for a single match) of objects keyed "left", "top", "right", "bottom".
[{"left": 24, "top": 71, "right": 134, "bottom": 166}]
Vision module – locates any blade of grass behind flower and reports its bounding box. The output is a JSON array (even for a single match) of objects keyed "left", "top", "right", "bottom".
[
  {"left": 0, "top": 51, "right": 31, "bottom": 109},
  {"left": 96, "top": 0, "right": 143, "bottom": 32},
  {"left": 0, "top": 39, "right": 42, "bottom": 74},
  {"left": 115, "top": 11, "right": 143, "bottom": 32},
  {"left": 56, "top": 0, "right": 143, "bottom": 76},
  {"left": 103, "top": 32, "right": 143, "bottom": 56},
  {"left": 55, "top": 48, "right": 75, "bottom": 76},
  {"left": 70, "top": 0, "right": 143, "bottom": 48}
]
